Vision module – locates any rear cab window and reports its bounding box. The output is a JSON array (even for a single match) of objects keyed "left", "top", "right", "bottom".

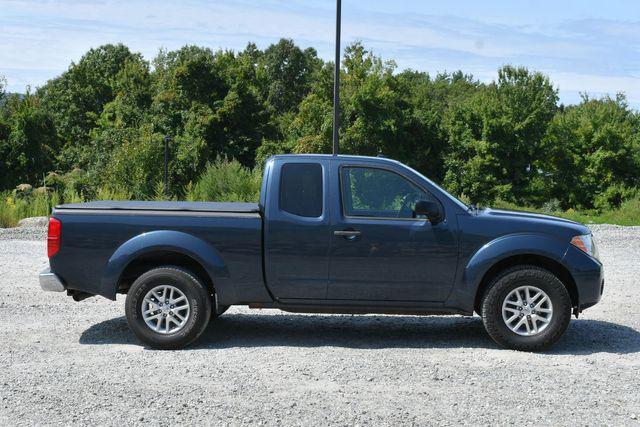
[{"left": 279, "top": 163, "right": 323, "bottom": 218}]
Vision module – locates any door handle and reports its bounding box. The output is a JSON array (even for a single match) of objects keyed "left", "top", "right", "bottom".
[{"left": 334, "top": 230, "right": 361, "bottom": 240}]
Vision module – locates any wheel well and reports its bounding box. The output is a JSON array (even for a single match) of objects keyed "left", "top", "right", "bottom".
[
  {"left": 117, "top": 251, "right": 215, "bottom": 296},
  {"left": 473, "top": 254, "right": 578, "bottom": 314}
]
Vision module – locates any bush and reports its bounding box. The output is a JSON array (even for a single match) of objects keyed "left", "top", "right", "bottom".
[
  {"left": 103, "top": 129, "right": 163, "bottom": 199},
  {"left": 594, "top": 184, "right": 637, "bottom": 211},
  {"left": 0, "top": 190, "right": 56, "bottom": 227},
  {"left": 189, "top": 157, "right": 261, "bottom": 202},
  {"left": 96, "top": 186, "right": 133, "bottom": 201},
  {"left": 541, "top": 199, "right": 562, "bottom": 214},
  {"left": 0, "top": 192, "right": 18, "bottom": 227}
]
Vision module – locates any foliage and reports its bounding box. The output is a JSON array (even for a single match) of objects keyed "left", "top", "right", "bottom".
[
  {"left": 540, "top": 94, "right": 640, "bottom": 209},
  {"left": 0, "top": 190, "right": 56, "bottom": 227},
  {"left": 443, "top": 66, "right": 559, "bottom": 204},
  {"left": 1, "top": 39, "right": 640, "bottom": 227},
  {"left": 102, "top": 126, "right": 164, "bottom": 199},
  {"left": 0, "top": 92, "right": 57, "bottom": 189},
  {"left": 493, "top": 195, "right": 640, "bottom": 227},
  {"left": 188, "top": 157, "right": 261, "bottom": 202}
]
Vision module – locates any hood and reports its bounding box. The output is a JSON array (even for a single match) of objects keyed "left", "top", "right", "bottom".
[
  {"left": 486, "top": 208, "right": 579, "bottom": 225},
  {"left": 479, "top": 208, "right": 590, "bottom": 235}
]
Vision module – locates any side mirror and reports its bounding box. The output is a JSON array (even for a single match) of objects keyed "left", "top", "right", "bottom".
[{"left": 414, "top": 199, "right": 443, "bottom": 223}]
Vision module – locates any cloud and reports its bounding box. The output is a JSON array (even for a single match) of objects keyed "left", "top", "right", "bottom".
[{"left": 0, "top": 0, "right": 638, "bottom": 108}]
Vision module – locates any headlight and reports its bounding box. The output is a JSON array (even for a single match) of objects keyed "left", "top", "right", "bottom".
[{"left": 571, "top": 234, "right": 598, "bottom": 259}]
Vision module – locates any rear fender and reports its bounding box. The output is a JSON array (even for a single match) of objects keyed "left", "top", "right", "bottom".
[{"left": 100, "top": 230, "right": 229, "bottom": 300}]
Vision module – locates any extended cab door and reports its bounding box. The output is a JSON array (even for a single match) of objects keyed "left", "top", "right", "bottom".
[
  {"left": 263, "top": 158, "right": 331, "bottom": 299},
  {"left": 327, "top": 161, "right": 458, "bottom": 302}
]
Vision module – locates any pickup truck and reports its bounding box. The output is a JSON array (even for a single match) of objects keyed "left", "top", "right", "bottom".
[{"left": 39, "top": 154, "right": 604, "bottom": 351}]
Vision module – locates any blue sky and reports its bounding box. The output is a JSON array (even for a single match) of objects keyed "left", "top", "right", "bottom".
[{"left": 1, "top": 0, "right": 639, "bottom": 108}]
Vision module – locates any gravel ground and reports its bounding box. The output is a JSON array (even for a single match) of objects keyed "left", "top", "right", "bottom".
[{"left": 0, "top": 224, "right": 639, "bottom": 426}]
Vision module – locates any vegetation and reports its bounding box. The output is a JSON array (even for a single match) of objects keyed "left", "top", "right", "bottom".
[
  {"left": 492, "top": 197, "right": 640, "bottom": 227},
  {"left": 1, "top": 40, "right": 639, "bottom": 226}
]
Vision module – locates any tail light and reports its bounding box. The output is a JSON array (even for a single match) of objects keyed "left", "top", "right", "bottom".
[{"left": 47, "top": 217, "right": 61, "bottom": 258}]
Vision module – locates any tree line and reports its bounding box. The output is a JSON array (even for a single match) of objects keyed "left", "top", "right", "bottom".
[{"left": 1, "top": 39, "right": 639, "bottom": 210}]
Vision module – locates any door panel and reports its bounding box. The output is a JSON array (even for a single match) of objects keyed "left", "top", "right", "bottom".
[
  {"left": 329, "top": 218, "right": 457, "bottom": 301},
  {"left": 328, "top": 165, "right": 458, "bottom": 302},
  {"left": 263, "top": 160, "right": 331, "bottom": 299}
]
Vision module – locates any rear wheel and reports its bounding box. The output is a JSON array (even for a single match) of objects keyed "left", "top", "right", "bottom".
[
  {"left": 481, "top": 265, "right": 571, "bottom": 351},
  {"left": 125, "top": 266, "right": 212, "bottom": 349}
]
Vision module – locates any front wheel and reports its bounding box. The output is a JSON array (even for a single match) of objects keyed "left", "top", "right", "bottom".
[
  {"left": 481, "top": 265, "right": 572, "bottom": 351},
  {"left": 125, "top": 266, "right": 212, "bottom": 349}
]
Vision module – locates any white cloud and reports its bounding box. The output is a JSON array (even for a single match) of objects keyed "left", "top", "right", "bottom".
[{"left": 0, "top": 0, "right": 638, "bottom": 108}]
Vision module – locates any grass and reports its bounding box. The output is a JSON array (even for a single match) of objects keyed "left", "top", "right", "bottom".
[
  {"left": 492, "top": 196, "right": 640, "bottom": 226},
  {"left": 0, "top": 191, "right": 59, "bottom": 228}
]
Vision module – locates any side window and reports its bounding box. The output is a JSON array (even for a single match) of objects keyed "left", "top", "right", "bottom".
[
  {"left": 279, "top": 163, "right": 323, "bottom": 218},
  {"left": 341, "top": 167, "right": 431, "bottom": 219}
]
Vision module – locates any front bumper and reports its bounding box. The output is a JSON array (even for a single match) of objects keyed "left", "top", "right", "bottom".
[
  {"left": 563, "top": 245, "right": 604, "bottom": 310},
  {"left": 39, "top": 268, "right": 66, "bottom": 292}
]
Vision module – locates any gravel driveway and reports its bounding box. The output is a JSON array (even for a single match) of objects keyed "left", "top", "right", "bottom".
[{"left": 0, "top": 225, "right": 639, "bottom": 425}]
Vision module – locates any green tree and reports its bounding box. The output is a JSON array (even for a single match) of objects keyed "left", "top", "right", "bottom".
[
  {"left": 0, "top": 75, "right": 6, "bottom": 101},
  {"left": 289, "top": 43, "right": 408, "bottom": 159},
  {"left": 83, "top": 57, "right": 153, "bottom": 183},
  {"left": 443, "top": 65, "right": 559, "bottom": 204},
  {"left": 257, "top": 39, "right": 321, "bottom": 114},
  {"left": 0, "top": 76, "right": 11, "bottom": 185},
  {"left": 396, "top": 70, "right": 480, "bottom": 181},
  {"left": 103, "top": 125, "right": 163, "bottom": 199},
  {"left": 150, "top": 45, "right": 272, "bottom": 177},
  {"left": 37, "top": 44, "right": 143, "bottom": 168},
  {"left": 1, "top": 41, "right": 639, "bottom": 215},
  {"left": 541, "top": 94, "right": 640, "bottom": 209},
  {"left": 0, "top": 93, "right": 57, "bottom": 188}
]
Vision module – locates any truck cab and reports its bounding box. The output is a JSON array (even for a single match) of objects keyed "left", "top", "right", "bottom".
[{"left": 262, "top": 155, "right": 460, "bottom": 306}]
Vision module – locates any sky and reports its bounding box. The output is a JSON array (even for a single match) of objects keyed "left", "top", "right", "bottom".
[{"left": 1, "top": 0, "right": 639, "bottom": 108}]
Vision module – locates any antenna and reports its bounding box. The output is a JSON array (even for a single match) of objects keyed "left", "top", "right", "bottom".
[{"left": 332, "top": 0, "right": 341, "bottom": 156}]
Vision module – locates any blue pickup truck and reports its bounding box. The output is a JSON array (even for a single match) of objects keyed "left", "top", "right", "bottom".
[{"left": 40, "top": 154, "right": 604, "bottom": 351}]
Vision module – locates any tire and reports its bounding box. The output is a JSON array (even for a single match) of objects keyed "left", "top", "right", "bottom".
[
  {"left": 481, "top": 265, "right": 571, "bottom": 351},
  {"left": 125, "top": 266, "right": 212, "bottom": 350}
]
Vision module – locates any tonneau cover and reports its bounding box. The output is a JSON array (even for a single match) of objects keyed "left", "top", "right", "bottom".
[{"left": 55, "top": 200, "right": 260, "bottom": 213}]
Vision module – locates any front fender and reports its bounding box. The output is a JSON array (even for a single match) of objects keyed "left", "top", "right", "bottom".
[
  {"left": 448, "top": 233, "right": 569, "bottom": 312},
  {"left": 100, "top": 230, "right": 229, "bottom": 300}
]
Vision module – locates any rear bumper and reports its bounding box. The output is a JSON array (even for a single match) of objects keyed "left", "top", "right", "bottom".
[
  {"left": 563, "top": 245, "right": 604, "bottom": 310},
  {"left": 39, "top": 268, "right": 66, "bottom": 292}
]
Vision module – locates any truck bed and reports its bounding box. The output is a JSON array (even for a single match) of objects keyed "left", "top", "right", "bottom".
[
  {"left": 56, "top": 200, "right": 260, "bottom": 213},
  {"left": 50, "top": 201, "right": 268, "bottom": 304}
]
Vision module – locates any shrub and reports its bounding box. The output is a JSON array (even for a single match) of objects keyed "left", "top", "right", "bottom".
[
  {"left": 0, "top": 189, "right": 56, "bottom": 227},
  {"left": 594, "top": 184, "right": 637, "bottom": 211},
  {"left": 103, "top": 129, "right": 163, "bottom": 199},
  {"left": 96, "top": 186, "right": 133, "bottom": 201},
  {"left": 153, "top": 181, "right": 176, "bottom": 201},
  {"left": 541, "top": 199, "right": 562, "bottom": 214},
  {"left": 13, "top": 184, "right": 33, "bottom": 199},
  {"left": 0, "top": 192, "right": 18, "bottom": 227},
  {"left": 190, "top": 157, "right": 261, "bottom": 202},
  {"left": 62, "top": 185, "right": 82, "bottom": 204}
]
